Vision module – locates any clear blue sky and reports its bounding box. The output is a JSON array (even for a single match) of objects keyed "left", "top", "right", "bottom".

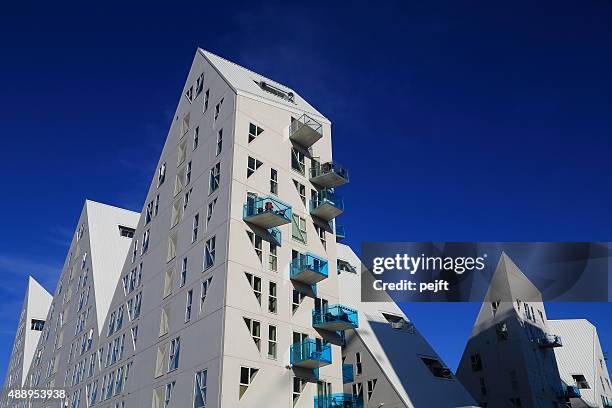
[{"left": 0, "top": 1, "right": 610, "bottom": 378}]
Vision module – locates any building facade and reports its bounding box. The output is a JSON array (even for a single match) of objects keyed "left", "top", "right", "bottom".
[{"left": 0, "top": 277, "right": 52, "bottom": 406}]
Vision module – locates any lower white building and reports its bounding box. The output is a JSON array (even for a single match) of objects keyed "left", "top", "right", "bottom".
[{"left": 548, "top": 320, "right": 612, "bottom": 408}]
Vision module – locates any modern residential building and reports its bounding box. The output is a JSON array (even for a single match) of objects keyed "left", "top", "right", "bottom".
[
  {"left": 548, "top": 319, "right": 612, "bottom": 408},
  {"left": 337, "top": 244, "right": 478, "bottom": 408},
  {"left": 0, "top": 277, "right": 52, "bottom": 405},
  {"left": 1, "top": 200, "right": 139, "bottom": 408},
  {"left": 456, "top": 253, "right": 612, "bottom": 408}
]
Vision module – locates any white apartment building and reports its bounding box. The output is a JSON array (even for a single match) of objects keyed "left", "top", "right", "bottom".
[
  {"left": 3, "top": 200, "right": 139, "bottom": 408},
  {"left": 456, "top": 253, "right": 612, "bottom": 408},
  {"left": 548, "top": 320, "right": 612, "bottom": 408},
  {"left": 0, "top": 277, "right": 52, "bottom": 405}
]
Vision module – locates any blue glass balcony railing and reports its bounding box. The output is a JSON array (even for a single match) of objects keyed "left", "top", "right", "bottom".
[
  {"left": 312, "top": 305, "right": 359, "bottom": 331},
  {"left": 314, "top": 393, "right": 363, "bottom": 408},
  {"left": 243, "top": 195, "right": 292, "bottom": 229},
  {"left": 289, "top": 114, "right": 323, "bottom": 148},
  {"left": 557, "top": 385, "right": 581, "bottom": 399},
  {"left": 290, "top": 253, "right": 328, "bottom": 284},
  {"left": 335, "top": 225, "right": 346, "bottom": 242},
  {"left": 310, "top": 189, "right": 344, "bottom": 221},
  {"left": 290, "top": 339, "right": 331, "bottom": 369},
  {"left": 310, "top": 161, "right": 349, "bottom": 188},
  {"left": 268, "top": 227, "right": 282, "bottom": 246},
  {"left": 342, "top": 364, "right": 354, "bottom": 383},
  {"left": 537, "top": 334, "right": 562, "bottom": 348}
]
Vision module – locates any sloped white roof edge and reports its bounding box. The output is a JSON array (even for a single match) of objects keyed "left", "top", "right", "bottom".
[
  {"left": 85, "top": 200, "right": 139, "bottom": 336},
  {"left": 22, "top": 276, "right": 52, "bottom": 385},
  {"left": 198, "top": 48, "right": 329, "bottom": 123}
]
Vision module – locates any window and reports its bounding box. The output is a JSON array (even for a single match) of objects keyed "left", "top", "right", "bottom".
[
  {"left": 193, "top": 126, "right": 200, "bottom": 150},
  {"left": 142, "top": 230, "right": 150, "bottom": 254},
  {"left": 292, "top": 290, "right": 305, "bottom": 314},
  {"left": 291, "top": 148, "right": 305, "bottom": 174},
  {"left": 171, "top": 200, "right": 182, "bottom": 228},
  {"left": 243, "top": 318, "right": 261, "bottom": 350},
  {"left": 355, "top": 352, "right": 362, "bottom": 375},
  {"left": 270, "top": 169, "right": 278, "bottom": 194},
  {"left": 257, "top": 80, "right": 295, "bottom": 102},
  {"left": 181, "top": 114, "right": 190, "bottom": 137},
  {"left": 31, "top": 319, "right": 45, "bottom": 331},
  {"left": 216, "top": 129, "right": 223, "bottom": 156},
  {"left": 168, "top": 337, "right": 180, "bottom": 371},
  {"left": 293, "top": 377, "right": 305, "bottom": 406},
  {"left": 291, "top": 214, "right": 307, "bottom": 243},
  {"left": 352, "top": 382, "right": 363, "bottom": 400},
  {"left": 177, "top": 140, "right": 187, "bottom": 165},
  {"left": 572, "top": 374, "right": 590, "bottom": 389},
  {"left": 180, "top": 257, "right": 188, "bottom": 287},
  {"left": 192, "top": 214, "right": 200, "bottom": 242},
  {"left": 155, "top": 345, "right": 168, "bottom": 378},
  {"left": 239, "top": 366, "right": 258, "bottom": 399},
  {"left": 186, "top": 161, "right": 192, "bottom": 185},
  {"left": 268, "top": 325, "right": 277, "bottom": 359},
  {"left": 131, "top": 325, "right": 139, "bottom": 349},
  {"left": 195, "top": 73, "right": 204, "bottom": 97},
  {"left": 146, "top": 201, "right": 153, "bottom": 224},
  {"left": 159, "top": 307, "right": 170, "bottom": 337},
  {"left": 479, "top": 377, "right": 487, "bottom": 395},
  {"left": 421, "top": 357, "right": 452, "bottom": 379},
  {"left": 293, "top": 180, "right": 306, "bottom": 205},
  {"left": 382, "top": 312, "right": 413, "bottom": 331},
  {"left": 203, "top": 89, "right": 209, "bottom": 112},
  {"left": 200, "top": 277, "right": 213, "bottom": 312},
  {"left": 204, "top": 237, "right": 216, "bottom": 269},
  {"left": 163, "top": 267, "right": 174, "bottom": 298},
  {"left": 185, "top": 86, "right": 193, "bottom": 102},
  {"left": 316, "top": 225, "right": 326, "bottom": 249},
  {"left": 118, "top": 226, "right": 135, "bottom": 238},
  {"left": 245, "top": 273, "right": 262, "bottom": 304},
  {"left": 246, "top": 231, "right": 263, "bottom": 261},
  {"left": 209, "top": 163, "right": 220, "bottom": 193},
  {"left": 367, "top": 379, "right": 377, "bottom": 401},
  {"left": 496, "top": 322, "right": 508, "bottom": 341},
  {"left": 167, "top": 234, "right": 177, "bottom": 262},
  {"left": 247, "top": 156, "right": 263, "bottom": 178},
  {"left": 206, "top": 198, "right": 217, "bottom": 227},
  {"left": 248, "top": 123, "right": 264, "bottom": 143},
  {"left": 269, "top": 244, "right": 278, "bottom": 272},
  {"left": 214, "top": 98, "right": 223, "bottom": 122},
  {"left": 193, "top": 370, "right": 207, "bottom": 408},
  {"left": 491, "top": 301, "right": 500, "bottom": 316},
  {"left": 268, "top": 282, "right": 277, "bottom": 314},
  {"left": 174, "top": 167, "right": 186, "bottom": 196},
  {"left": 164, "top": 381, "right": 175, "bottom": 407},
  {"left": 183, "top": 188, "right": 192, "bottom": 210},
  {"left": 158, "top": 163, "right": 166, "bottom": 187},
  {"left": 470, "top": 353, "right": 483, "bottom": 372},
  {"left": 185, "top": 290, "right": 193, "bottom": 322}
]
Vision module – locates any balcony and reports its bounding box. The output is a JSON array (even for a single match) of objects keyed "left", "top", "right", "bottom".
[
  {"left": 289, "top": 114, "right": 323, "bottom": 148},
  {"left": 314, "top": 394, "right": 363, "bottom": 408},
  {"left": 537, "top": 334, "right": 562, "bottom": 348},
  {"left": 312, "top": 305, "right": 359, "bottom": 331},
  {"left": 290, "top": 253, "right": 328, "bottom": 284},
  {"left": 310, "top": 161, "right": 349, "bottom": 188},
  {"left": 243, "top": 195, "right": 292, "bottom": 229},
  {"left": 558, "top": 385, "right": 581, "bottom": 399},
  {"left": 335, "top": 225, "right": 346, "bottom": 242},
  {"left": 290, "top": 339, "right": 331, "bottom": 369},
  {"left": 310, "top": 190, "right": 344, "bottom": 221},
  {"left": 342, "top": 364, "right": 354, "bottom": 383}
]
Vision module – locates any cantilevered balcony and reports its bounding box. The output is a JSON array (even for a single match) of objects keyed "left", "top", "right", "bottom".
[
  {"left": 342, "top": 364, "right": 354, "bottom": 383},
  {"left": 335, "top": 225, "right": 346, "bottom": 242},
  {"left": 289, "top": 114, "right": 323, "bottom": 148},
  {"left": 290, "top": 253, "right": 328, "bottom": 284},
  {"left": 310, "top": 161, "right": 349, "bottom": 188},
  {"left": 537, "top": 334, "right": 562, "bottom": 348},
  {"left": 558, "top": 385, "right": 581, "bottom": 399},
  {"left": 290, "top": 339, "right": 331, "bottom": 369},
  {"left": 310, "top": 190, "right": 344, "bottom": 221},
  {"left": 312, "top": 305, "right": 359, "bottom": 331},
  {"left": 314, "top": 393, "right": 363, "bottom": 408},
  {"left": 243, "top": 195, "right": 292, "bottom": 229}
]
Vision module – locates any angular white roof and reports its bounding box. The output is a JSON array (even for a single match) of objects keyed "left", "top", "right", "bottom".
[{"left": 199, "top": 49, "right": 328, "bottom": 122}]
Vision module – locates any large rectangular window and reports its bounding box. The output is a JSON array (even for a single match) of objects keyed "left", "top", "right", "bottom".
[
  {"left": 185, "top": 290, "right": 193, "bottom": 322},
  {"left": 204, "top": 237, "right": 216, "bottom": 269},
  {"left": 168, "top": 337, "right": 180, "bottom": 371},
  {"left": 291, "top": 148, "right": 305, "bottom": 174},
  {"left": 268, "top": 325, "right": 277, "bottom": 359},
  {"left": 193, "top": 369, "right": 207, "bottom": 408},
  {"left": 291, "top": 214, "right": 307, "bottom": 243},
  {"left": 209, "top": 163, "right": 220, "bottom": 193}
]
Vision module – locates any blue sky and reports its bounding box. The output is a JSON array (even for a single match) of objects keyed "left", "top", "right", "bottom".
[{"left": 0, "top": 1, "right": 610, "bottom": 378}]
